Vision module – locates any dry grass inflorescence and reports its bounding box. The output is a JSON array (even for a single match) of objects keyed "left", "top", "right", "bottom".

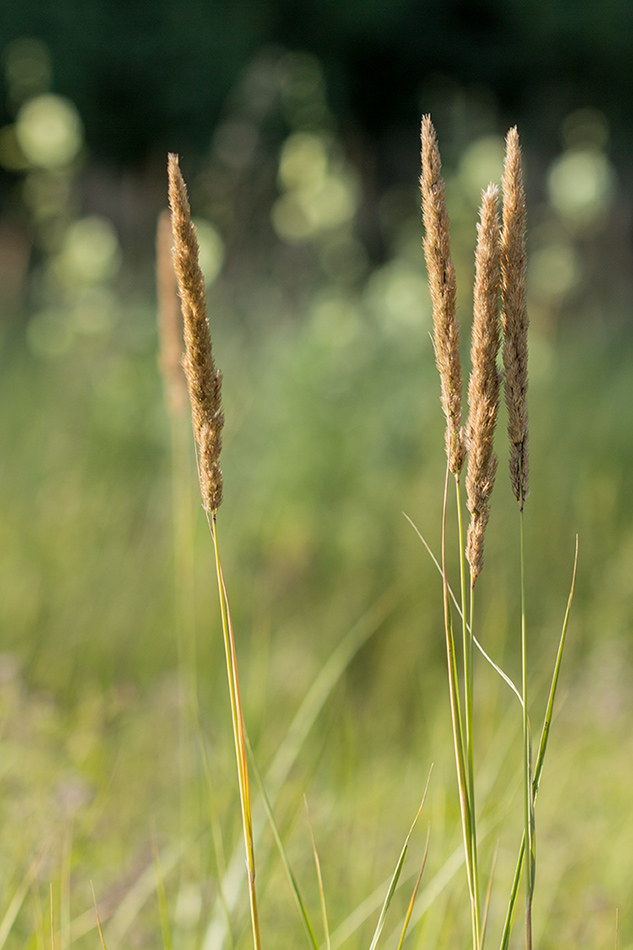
[
  {"left": 420, "top": 116, "right": 576, "bottom": 950},
  {"left": 159, "top": 119, "right": 577, "bottom": 950}
]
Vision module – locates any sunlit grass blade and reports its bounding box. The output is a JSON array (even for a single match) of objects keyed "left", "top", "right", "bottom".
[
  {"left": 533, "top": 536, "right": 578, "bottom": 794},
  {"left": 394, "top": 824, "right": 430, "bottom": 950},
  {"left": 404, "top": 512, "right": 522, "bottom": 704},
  {"left": 203, "top": 591, "right": 397, "bottom": 950},
  {"left": 499, "top": 537, "right": 578, "bottom": 950},
  {"left": 304, "top": 795, "right": 330, "bottom": 950},
  {"left": 439, "top": 467, "right": 478, "bottom": 945},
  {"left": 246, "top": 734, "right": 320, "bottom": 950},
  {"left": 368, "top": 770, "right": 431, "bottom": 950},
  {"left": 90, "top": 883, "right": 108, "bottom": 950},
  {"left": 209, "top": 513, "right": 261, "bottom": 950},
  {"left": 333, "top": 830, "right": 476, "bottom": 949}
]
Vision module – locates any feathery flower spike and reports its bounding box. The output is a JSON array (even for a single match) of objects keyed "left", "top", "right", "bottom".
[
  {"left": 501, "top": 128, "right": 529, "bottom": 508},
  {"left": 168, "top": 153, "right": 224, "bottom": 513},
  {"left": 420, "top": 115, "right": 465, "bottom": 475},
  {"left": 466, "top": 184, "right": 502, "bottom": 583}
]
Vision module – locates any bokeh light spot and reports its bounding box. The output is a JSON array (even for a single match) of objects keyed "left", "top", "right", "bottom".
[
  {"left": 278, "top": 133, "right": 328, "bottom": 191},
  {"left": 530, "top": 242, "right": 580, "bottom": 301},
  {"left": 365, "top": 260, "right": 430, "bottom": 334},
  {"left": 458, "top": 135, "right": 505, "bottom": 203},
  {"left": 548, "top": 149, "right": 616, "bottom": 229},
  {"left": 54, "top": 216, "right": 121, "bottom": 287},
  {"left": 16, "top": 94, "right": 83, "bottom": 169}
]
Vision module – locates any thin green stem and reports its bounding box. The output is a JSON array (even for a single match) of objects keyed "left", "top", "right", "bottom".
[
  {"left": 210, "top": 514, "right": 261, "bottom": 950},
  {"left": 455, "top": 479, "right": 481, "bottom": 950},
  {"left": 520, "top": 507, "right": 534, "bottom": 950},
  {"left": 468, "top": 579, "right": 482, "bottom": 950},
  {"left": 441, "top": 469, "right": 476, "bottom": 950},
  {"left": 499, "top": 538, "right": 578, "bottom": 950}
]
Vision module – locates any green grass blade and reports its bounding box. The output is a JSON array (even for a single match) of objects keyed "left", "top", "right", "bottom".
[
  {"left": 247, "top": 734, "right": 320, "bottom": 950},
  {"left": 304, "top": 796, "right": 331, "bottom": 950},
  {"left": 90, "top": 883, "right": 108, "bottom": 950},
  {"left": 210, "top": 514, "right": 261, "bottom": 950},
  {"left": 367, "top": 770, "right": 431, "bottom": 950},
  {"left": 533, "top": 536, "right": 579, "bottom": 795},
  {"left": 202, "top": 590, "right": 397, "bottom": 950},
  {"left": 394, "top": 824, "right": 430, "bottom": 950},
  {"left": 404, "top": 512, "right": 522, "bottom": 704},
  {"left": 499, "top": 538, "right": 578, "bottom": 950},
  {"left": 498, "top": 834, "right": 523, "bottom": 950}
]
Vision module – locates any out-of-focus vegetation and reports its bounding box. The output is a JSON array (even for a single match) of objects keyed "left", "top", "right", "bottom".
[{"left": 0, "top": 16, "right": 633, "bottom": 950}]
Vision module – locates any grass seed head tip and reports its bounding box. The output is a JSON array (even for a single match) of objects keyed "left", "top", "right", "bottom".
[
  {"left": 420, "top": 115, "right": 465, "bottom": 476},
  {"left": 167, "top": 153, "right": 224, "bottom": 513},
  {"left": 465, "top": 181, "right": 501, "bottom": 582},
  {"left": 500, "top": 127, "right": 529, "bottom": 508}
]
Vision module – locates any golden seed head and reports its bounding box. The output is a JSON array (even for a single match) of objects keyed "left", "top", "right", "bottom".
[
  {"left": 167, "top": 153, "right": 224, "bottom": 513},
  {"left": 500, "top": 127, "right": 529, "bottom": 509},
  {"left": 466, "top": 184, "right": 502, "bottom": 583},
  {"left": 420, "top": 115, "right": 465, "bottom": 476}
]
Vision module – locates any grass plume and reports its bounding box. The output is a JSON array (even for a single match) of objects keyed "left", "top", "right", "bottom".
[
  {"left": 466, "top": 184, "right": 502, "bottom": 585},
  {"left": 500, "top": 127, "right": 534, "bottom": 948},
  {"left": 168, "top": 154, "right": 260, "bottom": 950},
  {"left": 420, "top": 114, "right": 464, "bottom": 476},
  {"left": 167, "top": 153, "right": 224, "bottom": 514},
  {"left": 500, "top": 127, "right": 529, "bottom": 510}
]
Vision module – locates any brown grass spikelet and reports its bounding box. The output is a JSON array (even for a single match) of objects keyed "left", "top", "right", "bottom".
[
  {"left": 501, "top": 127, "right": 529, "bottom": 509},
  {"left": 167, "top": 153, "right": 224, "bottom": 513},
  {"left": 156, "top": 209, "right": 187, "bottom": 415},
  {"left": 466, "top": 184, "right": 502, "bottom": 583},
  {"left": 420, "top": 115, "right": 465, "bottom": 476}
]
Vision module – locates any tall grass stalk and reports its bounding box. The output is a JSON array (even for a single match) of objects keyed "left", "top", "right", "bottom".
[
  {"left": 167, "top": 154, "right": 261, "bottom": 950},
  {"left": 421, "top": 114, "right": 481, "bottom": 949},
  {"left": 421, "top": 117, "right": 575, "bottom": 949},
  {"left": 500, "top": 127, "right": 533, "bottom": 949}
]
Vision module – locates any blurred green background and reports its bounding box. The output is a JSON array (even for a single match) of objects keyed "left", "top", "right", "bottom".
[{"left": 1, "top": 2, "right": 633, "bottom": 948}]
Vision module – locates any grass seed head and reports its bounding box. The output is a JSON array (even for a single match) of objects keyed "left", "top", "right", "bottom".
[
  {"left": 500, "top": 127, "right": 529, "bottom": 509},
  {"left": 167, "top": 153, "right": 224, "bottom": 513},
  {"left": 466, "top": 184, "right": 502, "bottom": 583},
  {"left": 420, "top": 115, "right": 465, "bottom": 476}
]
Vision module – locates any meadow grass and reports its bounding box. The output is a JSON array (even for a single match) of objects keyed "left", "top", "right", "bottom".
[
  {"left": 0, "top": 118, "right": 631, "bottom": 949},
  {"left": 161, "top": 119, "right": 575, "bottom": 950}
]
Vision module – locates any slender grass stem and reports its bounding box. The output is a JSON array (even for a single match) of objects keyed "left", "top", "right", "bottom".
[
  {"left": 209, "top": 514, "right": 261, "bottom": 950},
  {"left": 520, "top": 507, "right": 534, "bottom": 950},
  {"left": 440, "top": 467, "right": 477, "bottom": 949},
  {"left": 456, "top": 478, "right": 481, "bottom": 949}
]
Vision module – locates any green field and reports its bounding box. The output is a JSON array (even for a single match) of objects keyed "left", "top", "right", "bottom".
[{"left": 1, "top": 86, "right": 632, "bottom": 948}]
